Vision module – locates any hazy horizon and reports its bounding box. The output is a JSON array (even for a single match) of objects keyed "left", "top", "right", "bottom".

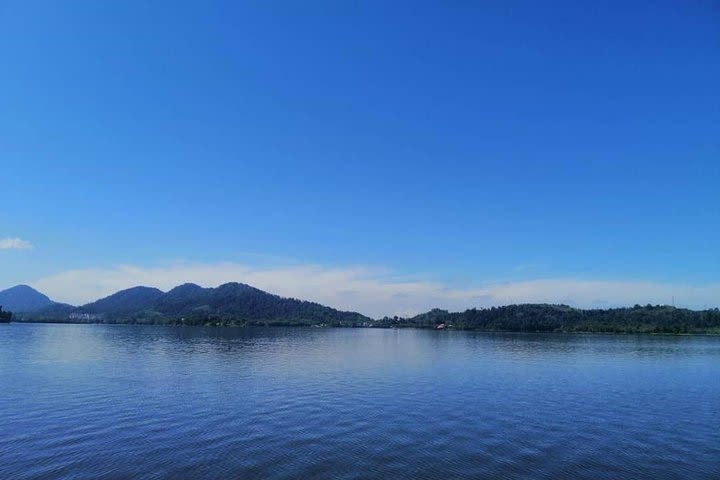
[{"left": 2, "top": 273, "right": 718, "bottom": 319}]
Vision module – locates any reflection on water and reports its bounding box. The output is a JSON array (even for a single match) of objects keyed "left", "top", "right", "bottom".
[{"left": 1, "top": 324, "right": 719, "bottom": 479}]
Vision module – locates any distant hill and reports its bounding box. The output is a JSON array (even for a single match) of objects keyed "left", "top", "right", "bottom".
[
  {"left": 14, "top": 282, "right": 720, "bottom": 334},
  {"left": 23, "top": 282, "right": 372, "bottom": 327},
  {"left": 0, "top": 285, "right": 54, "bottom": 312},
  {"left": 376, "top": 303, "right": 720, "bottom": 334},
  {"left": 83, "top": 286, "right": 164, "bottom": 315}
]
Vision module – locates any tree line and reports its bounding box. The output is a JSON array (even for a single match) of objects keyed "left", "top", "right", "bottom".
[{"left": 376, "top": 304, "right": 720, "bottom": 334}]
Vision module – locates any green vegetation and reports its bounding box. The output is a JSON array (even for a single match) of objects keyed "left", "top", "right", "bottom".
[
  {"left": 21, "top": 282, "right": 371, "bottom": 327},
  {"left": 377, "top": 304, "right": 720, "bottom": 334},
  {"left": 11, "top": 282, "right": 720, "bottom": 334},
  {"left": 0, "top": 306, "right": 12, "bottom": 323}
]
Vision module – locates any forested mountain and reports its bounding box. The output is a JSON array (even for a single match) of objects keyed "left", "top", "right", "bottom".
[
  {"left": 377, "top": 304, "right": 720, "bottom": 334},
  {"left": 0, "top": 285, "right": 54, "bottom": 312},
  {"left": 83, "top": 286, "right": 164, "bottom": 315},
  {"left": 22, "top": 282, "right": 372, "bottom": 327},
  {"left": 10, "top": 282, "right": 720, "bottom": 334}
]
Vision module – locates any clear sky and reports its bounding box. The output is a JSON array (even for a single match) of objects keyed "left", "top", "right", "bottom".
[{"left": 2, "top": 1, "right": 719, "bottom": 316}]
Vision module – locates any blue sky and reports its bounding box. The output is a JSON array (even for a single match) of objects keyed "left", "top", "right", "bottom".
[{"left": 2, "top": 1, "right": 719, "bottom": 314}]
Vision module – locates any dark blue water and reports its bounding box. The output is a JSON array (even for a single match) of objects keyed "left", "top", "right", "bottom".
[{"left": 1, "top": 324, "right": 719, "bottom": 479}]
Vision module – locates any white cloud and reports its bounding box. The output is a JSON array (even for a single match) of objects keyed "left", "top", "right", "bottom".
[
  {"left": 29, "top": 262, "right": 720, "bottom": 317},
  {"left": 0, "top": 238, "right": 33, "bottom": 250}
]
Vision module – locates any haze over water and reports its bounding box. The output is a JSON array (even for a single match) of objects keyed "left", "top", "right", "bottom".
[{"left": 1, "top": 324, "right": 718, "bottom": 479}]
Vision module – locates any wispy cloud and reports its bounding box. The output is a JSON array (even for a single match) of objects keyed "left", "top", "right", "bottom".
[
  {"left": 0, "top": 238, "right": 33, "bottom": 250},
  {"left": 29, "top": 262, "right": 720, "bottom": 317}
]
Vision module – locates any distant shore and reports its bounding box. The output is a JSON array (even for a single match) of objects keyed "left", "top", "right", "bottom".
[
  {"left": 4, "top": 283, "right": 720, "bottom": 336},
  {"left": 7, "top": 319, "right": 720, "bottom": 336}
]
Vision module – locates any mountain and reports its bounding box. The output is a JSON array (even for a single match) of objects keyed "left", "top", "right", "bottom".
[
  {"left": 82, "top": 286, "right": 164, "bottom": 315},
  {"left": 153, "top": 283, "right": 209, "bottom": 313},
  {"left": 18, "top": 282, "right": 719, "bottom": 333},
  {"left": 0, "top": 285, "right": 54, "bottom": 312},
  {"left": 24, "top": 282, "right": 371, "bottom": 327}
]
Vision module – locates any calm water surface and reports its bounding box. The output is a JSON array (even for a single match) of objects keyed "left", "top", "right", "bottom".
[{"left": 1, "top": 324, "right": 718, "bottom": 479}]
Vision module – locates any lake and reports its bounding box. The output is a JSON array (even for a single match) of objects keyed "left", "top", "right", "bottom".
[{"left": 1, "top": 324, "right": 718, "bottom": 479}]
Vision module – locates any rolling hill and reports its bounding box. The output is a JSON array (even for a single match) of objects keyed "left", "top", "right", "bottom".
[
  {"left": 9, "top": 283, "right": 720, "bottom": 334},
  {"left": 0, "top": 285, "right": 54, "bottom": 312},
  {"left": 22, "top": 282, "right": 372, "bottom": 327}
]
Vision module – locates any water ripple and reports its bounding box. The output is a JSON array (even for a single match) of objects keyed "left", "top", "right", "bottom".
[{"left": 1, "top": 325, "right": 719, "bottom": 479}]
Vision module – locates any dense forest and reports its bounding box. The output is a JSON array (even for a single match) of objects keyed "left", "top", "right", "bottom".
[
  {"left": 0, "top": 306, "right": 12, "bottom": 323},
  {"left": 21, "top": 282, "right": 372, "bottom": 327},
  {"left": 376, "top": 304, "right": 720, "bottom": 334},
  {"left": 8, "top": 282, "right": 720, "bottom": 334}
]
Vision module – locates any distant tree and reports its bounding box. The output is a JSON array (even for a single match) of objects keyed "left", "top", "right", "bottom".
[
  {"left": 375, "top": 303, "right": 720, "bottom": 334},
  {"left": 0, "top": 306, "right": 12, "bottom": 322}
]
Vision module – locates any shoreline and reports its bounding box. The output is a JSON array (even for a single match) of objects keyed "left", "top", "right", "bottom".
[{"left": 6, "top": 321, "right": 720, "bottom": 336}]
